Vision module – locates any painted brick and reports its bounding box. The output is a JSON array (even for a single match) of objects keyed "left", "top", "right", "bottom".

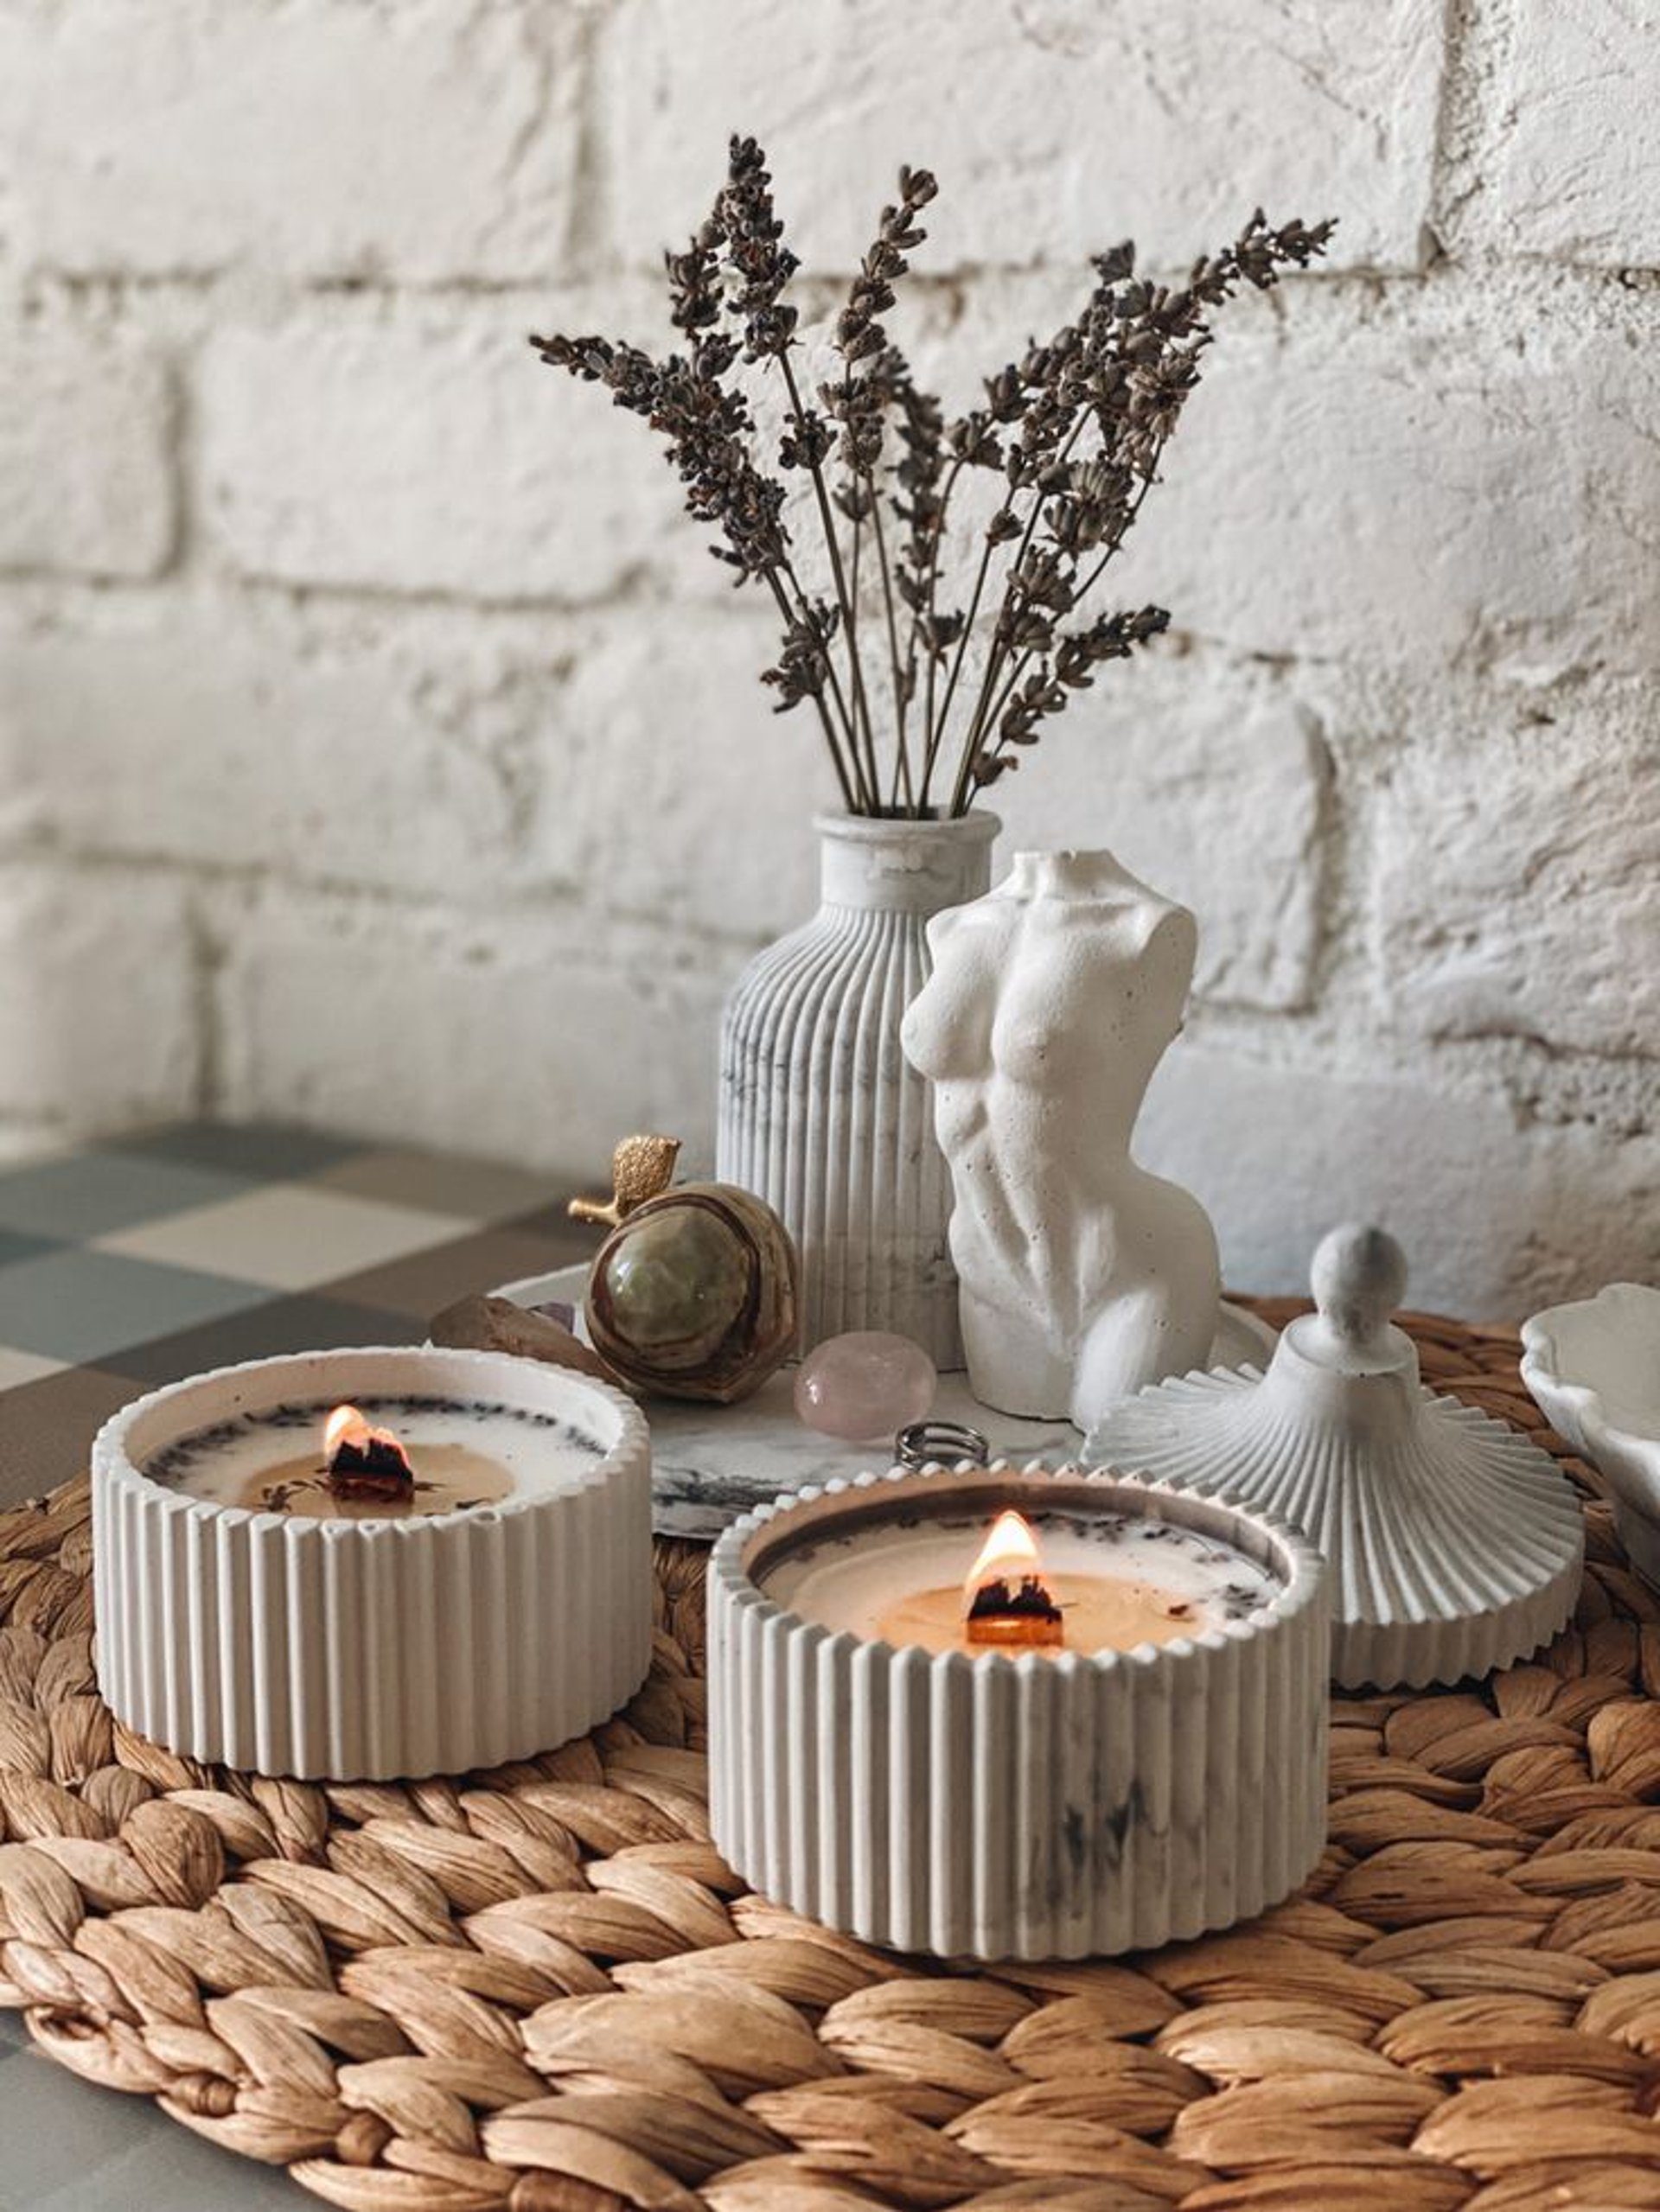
[
  {"left": 597, "top": 0, "right": 1441, "bottom": 277},
  {"left": 1142, "top": 1043, "right": 1660, "bottom": 1314},
  {"left": 994, "top": 653, "right": 1331, "bottom": 1011},
  {"left": 199, "top": 309, "right": 675, "bottom": 600},
  {"left": 1112, "top": 281, "right": 1660, "bottom": 679},
  {"left": 541, "top": 605, "right": 840, "bottom": 941},
  {"left": 1466, "top": 0, "right": 1660, "bottom": 267},
  {"left": 0, "top": 596, "right": 578, "bottom": 891},
  {"left": 0, "top": 864, "right": 201, "bottom": 1124},
  {"left": 0, "top": 322, "right": 175, "bottom": 577},
  {"left": 212, "top": 889, "right": 725, "bottom": 1175},
  {"left": 1372, "top": 687, "right": 1660, "bottom": 1060},
  {"left": 0, "top": 0, "right": 577, "bottom": 282}
]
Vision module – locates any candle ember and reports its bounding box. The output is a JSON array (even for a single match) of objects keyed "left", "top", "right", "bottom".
[{"left": 323, "top": 1404, "right": 415, "bottom": 1500}]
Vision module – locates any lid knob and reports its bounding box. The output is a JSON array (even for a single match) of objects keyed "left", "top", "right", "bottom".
[{"left": 1309, "top": 1223, "right": 1408, "bottom": 1360}]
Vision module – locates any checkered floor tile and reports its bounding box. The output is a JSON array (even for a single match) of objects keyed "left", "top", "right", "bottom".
[{"left": 0, "top": 1124, "right": 593, "bottom": 1502}]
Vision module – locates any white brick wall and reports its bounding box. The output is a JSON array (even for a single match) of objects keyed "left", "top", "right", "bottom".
[
  {"left": 0, "top": 1, "right": 579, "bottom": 282},
  {"left": 598, "top": 0, "right": 1446, "bottom": 275},
  {"left": 0, "top": 863, "right": 202, "bottom": 1125},
  {"left": 0, "top": 0, "right": 1655, "bottom": 1313},
  {"left": 199, "top": 308, "right": 674, "bottom": 601},
  {"left": 0, "top": 321, "right": 175, "bottom": 576}
]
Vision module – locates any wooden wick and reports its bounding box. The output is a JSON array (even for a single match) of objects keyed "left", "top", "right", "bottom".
[
  {"left": 965, "top": 1573, "right": 1064, "bottom": 1650},
  {"left": 325, "top": 1431, "right": 414, "bottom": 1502}
]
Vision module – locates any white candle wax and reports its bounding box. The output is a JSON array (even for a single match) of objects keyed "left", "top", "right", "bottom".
[
  {"left": 760, "top": 1507, "right": 1280, "bottom": 1657},
  {"left": 144, "top": 1394, "right": 605, "bottom": 1520}
]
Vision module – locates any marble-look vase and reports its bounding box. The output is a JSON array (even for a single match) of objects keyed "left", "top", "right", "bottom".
[
  {"left": 901, "top": 849, "right": 1221, "bottom": 1426},
  {"left": 718, "top": 811, "right": 999, "bottom": 1367}
]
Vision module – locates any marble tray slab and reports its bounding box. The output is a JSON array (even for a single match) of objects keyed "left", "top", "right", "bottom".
[{"left": 492, "top": 1265, "right": 1277, "bottom": 1540}]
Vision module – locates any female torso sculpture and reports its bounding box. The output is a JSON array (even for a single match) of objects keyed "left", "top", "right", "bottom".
[{"left": 901, "top": 850, "right": 1220, "bottom": 1425}]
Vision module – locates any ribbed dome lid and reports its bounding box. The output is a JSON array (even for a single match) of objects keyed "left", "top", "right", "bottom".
[{"left": 1085, "top": 1227, "right": 1584, "bottom": 1690}]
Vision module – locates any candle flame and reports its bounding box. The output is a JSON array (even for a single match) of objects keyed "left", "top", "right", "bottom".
[
  {"left": 322, "top": 1403, "right": 412, "bottom": 1478},
  {"left": 962, "top": 1508, "right": 1063, "bottom": 1648},
  {"left": 964, "top": 1508, "right": 1044, "bottom": 1605},
  {"left": 323, "top": 1404, "right": 372, "bottom": 1459}
]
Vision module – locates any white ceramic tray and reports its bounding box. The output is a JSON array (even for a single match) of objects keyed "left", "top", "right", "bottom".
[{"left": 493, "top": 1265, "right": 1277, "bottom": 1540}]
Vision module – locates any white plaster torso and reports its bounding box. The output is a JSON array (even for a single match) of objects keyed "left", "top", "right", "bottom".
[{"left": 901, "top": 850, "right": 1221, "bottom": 1425}]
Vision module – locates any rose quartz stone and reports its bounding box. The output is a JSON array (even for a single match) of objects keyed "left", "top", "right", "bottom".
[{"left": 794, "top": 1330, "right": 937, "bottom": 1443}]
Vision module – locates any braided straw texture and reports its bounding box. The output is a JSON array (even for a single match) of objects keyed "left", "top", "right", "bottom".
[{"left": 3, "top": 1304, "right": 1660, "bottom": 2211}]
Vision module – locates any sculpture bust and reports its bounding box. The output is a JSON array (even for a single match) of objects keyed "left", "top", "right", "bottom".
[{"left": 901, "top": 849, "right": 1221, "bottom": 1425}]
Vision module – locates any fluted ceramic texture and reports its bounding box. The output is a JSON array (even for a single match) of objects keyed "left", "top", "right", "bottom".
[
  {"left": 717, "top": 813, "right": 998, "bottom": 1366},
  {"left": 1089, "top": 1360, "right": 1583, "bottom": 1691},
  {"left": 92, "top": 1348, "right": 653, "bottom": 1782},
  {"left": 708, "top": 1464, "right": 1329, "bottom": 1962}
]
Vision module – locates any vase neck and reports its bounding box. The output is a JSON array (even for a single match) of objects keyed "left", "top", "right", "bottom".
[{"left": 815, "top": 811, "right": 1000, "bottom": 915}]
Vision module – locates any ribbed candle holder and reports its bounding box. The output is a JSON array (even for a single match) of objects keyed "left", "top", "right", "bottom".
[
  {"left": 92, "top": 1347, "right": 653, "bottom": 1782},
  {"left": 707, "top": 1463, "right": 1329, "bottom": 1961}
]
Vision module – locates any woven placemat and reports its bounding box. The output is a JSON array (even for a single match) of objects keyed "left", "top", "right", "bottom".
[{"left": 3, "top": 1306, "right": 1659, "bottom": 2212}]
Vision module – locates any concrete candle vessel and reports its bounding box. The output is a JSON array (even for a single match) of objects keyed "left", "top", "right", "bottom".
[
  {"left": 901, "top": 850, "right": 1223, "bottom": 1429},
  {"left": 1088, "top": 1226, "right": 1584, "bottom": 1689},
  {"left": 1523, "top": 1283, "right": 1660, "bottom": 1584},
  {"left": 707, "top": 1461, "right": 1328, "bottom": 1961},
  {"left": 93, "top": 1346, "right": 652, "bottom": 1781}
]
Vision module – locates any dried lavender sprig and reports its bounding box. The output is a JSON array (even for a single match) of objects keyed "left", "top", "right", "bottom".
[
  {"left": 890, "top": 368, "right": 956, "bottom": 798},
  {"left": 939, "top": 208, "right": 1334, "bottom": 813},
  {"left": 693, "top": 134, "right": 880, "bottom": 802},
  {"left": 967, "top": 603, "right": 1171, "bottom": 793},
  {"left": 529, "top": 326, "right": 863, "bottom": 811},
  {"left": 826, "top": 174, "right": 937, "bottom": 805},
  {"left": 719, "top": 134, "right": 800, "bottom": 361},
  {"left": 777, "top": 347, "right": 881, "bottom": 809},
  {"left": 531, "top": 142, "right": 1333, "bottom": 820},
  {"left": 700, "top": 133, "right": 879, "bottom": 799}
]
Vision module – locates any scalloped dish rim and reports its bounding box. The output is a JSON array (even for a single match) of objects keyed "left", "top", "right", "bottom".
[{"left": 1521, "top": 1281, "right": 1660, "bottom": 1510}]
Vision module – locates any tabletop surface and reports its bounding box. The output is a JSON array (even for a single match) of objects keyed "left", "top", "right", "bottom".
[{"left": 0, "top": 1121, "right": 589, "bottom": 2208}]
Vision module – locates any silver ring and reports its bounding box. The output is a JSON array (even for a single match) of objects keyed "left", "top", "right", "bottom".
[{"left": 896, "top": 1419, "right": 991, "bottom": 1470}]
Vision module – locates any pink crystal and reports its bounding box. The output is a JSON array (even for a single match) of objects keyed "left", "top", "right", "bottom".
[{"left": 795, "top": 1330, "right": 937, "bottom": 1443}]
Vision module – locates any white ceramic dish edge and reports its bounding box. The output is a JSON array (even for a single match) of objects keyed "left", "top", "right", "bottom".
[{"left": 1522, "top": 1282, "right": 1660, "bottom": 1583}]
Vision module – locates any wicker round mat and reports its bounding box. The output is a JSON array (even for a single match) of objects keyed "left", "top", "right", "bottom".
[{"left": 3, "top": 1307, "right": 1659, "bottom": 2212}]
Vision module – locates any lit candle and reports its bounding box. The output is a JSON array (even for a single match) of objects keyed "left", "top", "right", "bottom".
[
  {"left": 708, "top": 1465, "right": 1329, "bottom": 1962},
  {"left": 94, "top": 1346, "right": 655, "bottom": 1784},
  {"left": 144, "top": 1394, "right": 605, "bottom": 1520},
  {"left": 759, "top": 1496, "right": 1280, "bottom": 1658}
]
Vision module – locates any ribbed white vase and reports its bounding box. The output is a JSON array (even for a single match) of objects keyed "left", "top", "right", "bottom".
[{"left": 718, "top": 811, "right": 999, "bottom": 1367}]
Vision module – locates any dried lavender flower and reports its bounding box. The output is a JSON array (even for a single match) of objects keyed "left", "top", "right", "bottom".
[
  {"left": 531, "top": 138, "right": 1333, "bottom": 819},
  {"left": 720, "top": 134, "right": 800, "bottom": 360}
]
